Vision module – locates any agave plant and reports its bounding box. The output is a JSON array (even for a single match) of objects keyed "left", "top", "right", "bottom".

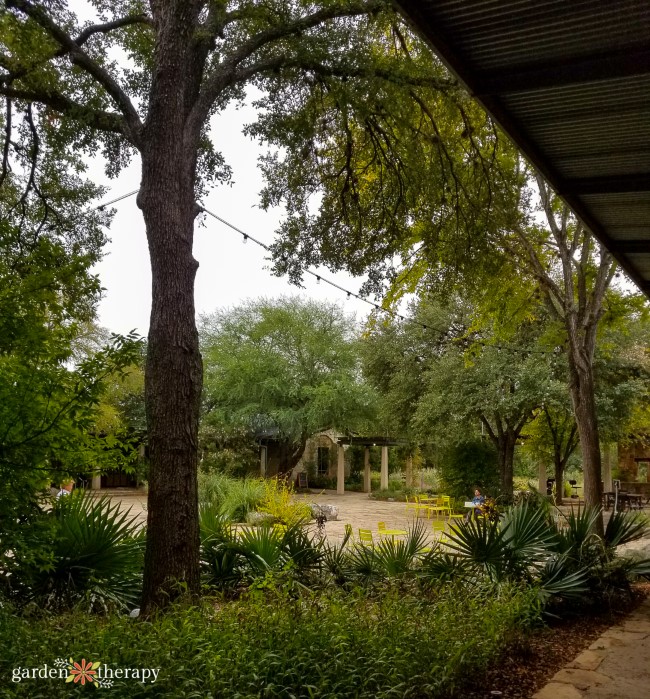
[{"left": 16, "top": 491, "right": 144, "bottom": 612}]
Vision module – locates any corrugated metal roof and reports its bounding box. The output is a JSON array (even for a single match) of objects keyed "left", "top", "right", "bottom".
[{"left": 396, "top": 0, "right": 650, "bottom": 294}]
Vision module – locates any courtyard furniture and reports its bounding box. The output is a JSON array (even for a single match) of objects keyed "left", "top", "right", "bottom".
[{"left": 358, "top": 528, "right": 374, "bottom": 545}]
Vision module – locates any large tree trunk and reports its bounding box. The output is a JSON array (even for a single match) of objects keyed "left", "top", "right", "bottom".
[
  {"left": 568, "top": 350, "right": 603, "bottom": 535},
  {"left": 139, "top": 149, "right": 203, "bottom": 612},
  {"left": 138, "top": 11, "right": 204, "bottom": 610}
]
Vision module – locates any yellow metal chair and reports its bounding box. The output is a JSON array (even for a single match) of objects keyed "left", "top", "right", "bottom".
[
  {"left": 406, "top": 495, "right": 428, "bottom": 518},
  {"left": 358, "top": 528, "right": 374, "bottom": 546},
  {"left": 377, "top": 521, "right": 386, "bottom": 531},
  {"left": 426, "top": 497, "right": 447, "bottom": 519},
  {"left": 431, "top": 519, "right": 451, "bottom": 546}
]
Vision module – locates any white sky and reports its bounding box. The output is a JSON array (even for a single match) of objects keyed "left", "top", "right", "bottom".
[{"left": 91, "top": 100, "right": 373, "bottom": 337}]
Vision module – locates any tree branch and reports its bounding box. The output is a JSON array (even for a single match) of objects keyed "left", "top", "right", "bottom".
[
  {"left": 0, "top": 86, "right": 129, "bottom": 137},
  {"left": 188, "top": 0, "right": 386, "bottom": 135},
  {"left": 73, "top": 14, "right": 153, "bottom": 48},
  {"left": 0, "top": 96, "right": 11, "bottom": 188},
  {"left": 6, "top": 0, "right": 143, "bottom": 145}
]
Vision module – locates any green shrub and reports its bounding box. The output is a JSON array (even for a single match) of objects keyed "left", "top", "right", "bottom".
[
  {"left": 437, "top": 439, "right": 500, "bottom": 499},
  {"left": 198, "top": 471, "right": 266, "bottom": 521},
  {"left": 0, "top": 584, "right": 539, "bottom": 698},
  {"left": 9, "top": 491, "right": 144, "bottom": 612}
]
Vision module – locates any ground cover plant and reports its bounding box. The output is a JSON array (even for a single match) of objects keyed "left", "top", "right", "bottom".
[{"left": 0, "top": 583, "right": 538, "bottom": 698}]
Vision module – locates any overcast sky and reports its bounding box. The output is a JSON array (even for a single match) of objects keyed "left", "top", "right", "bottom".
[{"left": 91, "top": 99, "right": 373, "bottom": 337}]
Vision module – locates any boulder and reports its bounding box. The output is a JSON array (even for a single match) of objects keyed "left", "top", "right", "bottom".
[
  {"left": 246, "top": 511, "right": 275, "bottom": 526},
  {"left": 309, "top": 503, "right": 339, "bottom": 521}
]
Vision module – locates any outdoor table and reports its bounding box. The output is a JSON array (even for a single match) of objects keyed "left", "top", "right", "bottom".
[{"left": 378, "top": 528, "right": 407, "bottom": 541}]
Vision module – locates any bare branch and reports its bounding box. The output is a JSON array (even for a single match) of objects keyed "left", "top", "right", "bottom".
[
  {"left": 73, "top": 14, "right": 153, "bottom": 48},
  {"left": 6, "top": 0, "right": 143, "bottom": 145}
]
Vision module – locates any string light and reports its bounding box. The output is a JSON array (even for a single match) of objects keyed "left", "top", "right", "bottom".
[{"left": 91, "top": 189, "right": 556, "bottom": 356}]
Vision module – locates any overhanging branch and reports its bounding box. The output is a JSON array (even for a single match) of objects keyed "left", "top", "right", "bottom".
[
  {"left": 0, "top": 86, "right": 129, "bottom": 137},
  {"left": 6, "top": 0, "right": 143, "bottom": 145}
]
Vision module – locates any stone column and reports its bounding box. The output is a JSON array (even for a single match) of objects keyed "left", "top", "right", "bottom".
[
  {"left": 260, "top": 445, "right": 267, "bottom": 478},
  {"left": 91, "top": 474, "right": 102, "bottom": 490},
  {"left": 337, "top": 444, "right": 346, "bottom": 495},
  {"left": 363, "top": 447, "right": 371, "bottom": 493},
  {"left": 380, "top": 445, "right": 389, "bottom": 490},
  {"left": 405, "top": 452, "right": 413, "bottom": 489},
  {"left": 538, "top": 461, "right": 547, "bottom": 495}
]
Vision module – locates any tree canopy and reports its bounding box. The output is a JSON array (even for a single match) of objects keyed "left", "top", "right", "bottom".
[{"left": 200, "top": 296, "right": 376, "bottom": 474}]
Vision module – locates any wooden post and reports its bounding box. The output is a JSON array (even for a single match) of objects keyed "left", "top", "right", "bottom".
[
  {"left": 603, "top": 443, "right": 613, "bottom": 492},
  {"left": 381, "top": 445, "right": 389, "bottom": 490},
  {"left": 363, "top": 447, "right": 371, "bottom": 493},
  {"left": 405, "top": 452, "right": 413, "bottom": 489},
  {"left": 337, "top": 444, "right": 346, "bottom": 495},
  {"left": 91, "top": 474, "right": 102, "bottom": 490}
]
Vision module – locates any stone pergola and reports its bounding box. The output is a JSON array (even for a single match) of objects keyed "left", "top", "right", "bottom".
[{"left": 334, "top": 437, "right": 412, "bottom": 495}]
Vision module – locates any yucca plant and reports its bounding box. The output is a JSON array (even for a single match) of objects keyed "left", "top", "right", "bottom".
[
  {"left": 604, "top": 510, "right": 649, "bottom": 550},
  {"left": 235, "top": 526, "right": 288, "bottom": 578},
  {"left": 535, "top": 555, "right": 590, "bottom": 607},
  {"left": 278, "top": 522, "right": 323, "bottom": 581},
  {"left": 418, "top": 550, "right": 471, "bottom": 587},
  {"left": 445, "top": 516, "right": 511, "bottom": 581},
  {"left": 346, "top": 542, "right": 384, "bottom": 585},
  {"left": 319, "top": 527, "right": 355, "bottom": 587},
  {"left": 16, "top": 491, "right": 144, "bottom": 612}
]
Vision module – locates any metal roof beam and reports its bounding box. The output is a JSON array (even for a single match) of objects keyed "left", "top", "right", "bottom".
[
  {"left": 561, "top": 174, "right": 650, "bottom": 195},
  {"left": 475, "top": 45, "right": 650, "bottom": 95},
  {"left": 606, "top": 240, "right": 650, "bottom": 254}
]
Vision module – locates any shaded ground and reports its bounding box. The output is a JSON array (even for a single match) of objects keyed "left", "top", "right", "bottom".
[{"left": 458, "top": 583, "right": 650, "bottom": 699}]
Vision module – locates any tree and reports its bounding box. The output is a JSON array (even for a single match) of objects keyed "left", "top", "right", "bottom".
[
  {"left": 362, "top": 297, "right": 552, "bottom": 496},
  {"left": 0, "top": 130, "right": 143, "bottom": 585},
  {"left": 0, "top": 0, "right": 493, "bottom": 611},
  {"left": 504, "top": 175, "right": 617, "bottom": 530},
  {"left": 200, "top": 297, "right": 376, "bottom": 474},
  {"left": 522, "top": 376, "right": 579, "bottom": 506}
]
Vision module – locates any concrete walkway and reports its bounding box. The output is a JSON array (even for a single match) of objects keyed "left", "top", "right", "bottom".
[{"left": 533, "top": 595, "right": 650, "bottom": 699}]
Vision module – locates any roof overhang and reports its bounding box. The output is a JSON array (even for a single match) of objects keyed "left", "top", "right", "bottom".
[{"left": 395, "top": 1, "right": 650, "bottom": 296}]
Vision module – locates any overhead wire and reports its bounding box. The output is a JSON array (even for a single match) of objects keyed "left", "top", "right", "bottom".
[{"left": 92, "top": 189, "right": 558, "bottom": 355}]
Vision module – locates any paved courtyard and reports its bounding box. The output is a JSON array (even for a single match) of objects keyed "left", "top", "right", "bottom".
[{"left": 97, "top": 487, "right": 650, "bottom": 551}]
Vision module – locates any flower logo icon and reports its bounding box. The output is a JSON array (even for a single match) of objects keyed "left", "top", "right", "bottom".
[{"left": 65, "top": 658, "right": 100, "bottom": 686}]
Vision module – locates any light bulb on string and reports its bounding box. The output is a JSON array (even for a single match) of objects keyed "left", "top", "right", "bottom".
[
  {"left": 242, "top": 234, "right": 248, "bottom": 244},
  {"left": 316, "top": 275, "right": 320, "bottom": 284}
]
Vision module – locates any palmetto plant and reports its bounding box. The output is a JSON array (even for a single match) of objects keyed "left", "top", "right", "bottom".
[{"left": 18, "top": 492, "right": 144, "bottom": 612}]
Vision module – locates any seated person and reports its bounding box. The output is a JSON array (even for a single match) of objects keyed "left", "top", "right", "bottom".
[
  {"left": 56, "top": 480, "right": 74, "bottom": 499},
  {"left": 465, "top": 488, "right": 485, "bottom": 521}
]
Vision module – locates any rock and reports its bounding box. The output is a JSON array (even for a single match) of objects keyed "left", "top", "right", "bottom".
[
  {"left": 309, "top": 504, "right": 338, "bottom": 521},
  {"left": 246, "top": 511, "right": 274, "bottom": 526},
  {"left": 129, "top": 608, "right": 140, "bottom": 618}
]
